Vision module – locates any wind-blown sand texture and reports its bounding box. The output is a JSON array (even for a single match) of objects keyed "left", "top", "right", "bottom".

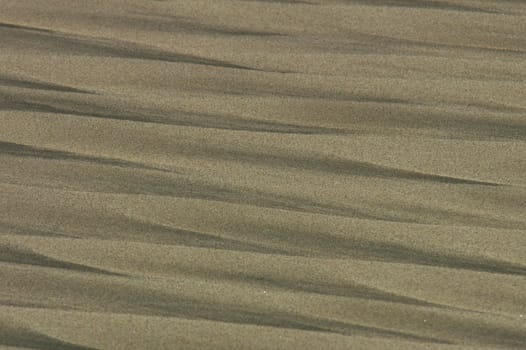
[{"left": 1, "top": 0, "right": 526, "bottom": 349}]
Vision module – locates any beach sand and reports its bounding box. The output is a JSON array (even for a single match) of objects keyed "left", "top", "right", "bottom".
[{"left": 0, "top": 0, "right": 525, "bottom": 349}]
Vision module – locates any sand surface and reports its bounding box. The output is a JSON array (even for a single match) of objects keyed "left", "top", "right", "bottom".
[{"left": 1, "top": 0, "right": 526, "bottom": 349}]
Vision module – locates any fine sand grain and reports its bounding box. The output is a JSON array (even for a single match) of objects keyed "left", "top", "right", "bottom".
[{"left": 1, "top": 0, "right": 525, "bottom": 349}]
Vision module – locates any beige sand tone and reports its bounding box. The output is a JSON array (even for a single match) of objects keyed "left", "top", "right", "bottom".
[{"left": 1, "top": 0, "right": 526, "bottom": 349}]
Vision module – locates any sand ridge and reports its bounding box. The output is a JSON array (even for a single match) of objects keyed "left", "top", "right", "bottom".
[{"left": 0, "top": 0, "right": 525, "bottom": 349}]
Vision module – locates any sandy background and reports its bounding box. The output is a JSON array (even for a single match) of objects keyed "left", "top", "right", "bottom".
[{"left": 1, "top": 0, "right": 525, "bottom": 349}]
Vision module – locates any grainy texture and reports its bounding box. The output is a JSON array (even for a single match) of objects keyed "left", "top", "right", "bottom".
[{"left": 0, "top": 1, "right": 525, "bottom": 349}]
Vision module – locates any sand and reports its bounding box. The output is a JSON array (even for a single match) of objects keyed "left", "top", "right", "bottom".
[{"left": 0, "top": 0, "right": 525, "bottom": 349}]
